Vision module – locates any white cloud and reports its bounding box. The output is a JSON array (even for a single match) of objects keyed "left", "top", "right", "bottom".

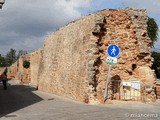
[
  {"left": 1, "top": 0, "right": 159, "bottom": 54},
  {"left": 0, "top": 0, "right": 91, "bottom": 55}
]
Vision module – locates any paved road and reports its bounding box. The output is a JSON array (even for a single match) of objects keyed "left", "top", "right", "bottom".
[{"left": 0, "top": 79, "right": 160, "bottom": 120}]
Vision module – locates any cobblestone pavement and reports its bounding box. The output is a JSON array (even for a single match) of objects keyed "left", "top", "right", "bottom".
[{"left": 0, "top": 79, "right": 160, "bottom": 120}]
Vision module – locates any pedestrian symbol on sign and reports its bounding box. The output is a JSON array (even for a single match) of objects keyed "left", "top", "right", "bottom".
[
  {"left": 107, "top": 44, "right": 120, "bottom": 57},
  {"left": 111, "top": 46, "right": 116, "bottom": 56}
]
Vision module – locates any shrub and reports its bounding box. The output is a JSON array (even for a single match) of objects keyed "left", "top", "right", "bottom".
[{"left": 23, "top": 60, "right": 30, "bottom": 68}]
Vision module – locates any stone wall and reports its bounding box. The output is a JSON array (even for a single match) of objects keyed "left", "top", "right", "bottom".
[
  {"left": 156, "top": 81, "right": 160, "bottom": 99},
  {"left": 92, "top": 8, "right": 156, "bottom": 103},
  {"left": 8, "top": 49, "right": 42, "bottom": 85},
  {"left": 18, "top": 54, "right": 30, "bottom": 83},
  {"left": 8, "top": 8, "right": 156, "bottom": 103},
  {"left": 37, "top": 14, "right": 96, "bottom": 102},
  {"left": 8, "top": 54, "right": 30, "bottom": 83},
  {"left": 30, "top": 49, "right": 42, "bottom": 87},
  {"left": 37, "top": 8, "right": 156, "bottom": 103},
  {"left": 7, "top": 61, "right": 18, "bottom": 78}
]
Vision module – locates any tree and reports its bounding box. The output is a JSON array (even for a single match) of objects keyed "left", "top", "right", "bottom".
[
  {"left": 17, "top": 50, "right": 27, "bottom": 59},
  {"left": 23, "top": 60, "right": 30, "bottom": 68},
  {"left": 151, "top": 52, "right": 160, "bottom": 78},
  {"left": 5, "top": 48, "right": 17, "bottom": 66},
  {"left": 0, "top": 54, "right": 7, "bottom": 67},
  {"left": 0, "top": 49, "right": 28, "bottom": 67},
  {"left": 147, "top": 17, "right": 159, "bottom": 46}
]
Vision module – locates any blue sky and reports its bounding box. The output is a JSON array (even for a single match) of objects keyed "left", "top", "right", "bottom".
[
  {"left": 85, "top": 0, "right": 160, "bottom": 25},
  {"left": 0, "top": 0, "right": 159, "bottom": 54}
]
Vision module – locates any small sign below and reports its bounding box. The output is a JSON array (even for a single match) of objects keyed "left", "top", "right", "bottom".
[
  {"left": 131, "top": 80, "right": 140, "bottom": 90},
  {"left": 122, "top": 81, "right": 131, "bottom": 87},
  {"left": 106, "top": 57, "right": 117, "bottom": 65}
]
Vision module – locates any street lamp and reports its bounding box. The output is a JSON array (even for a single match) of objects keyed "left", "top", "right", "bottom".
[{"left": 0, "top": 0, "right": 5, "bottom": 9}]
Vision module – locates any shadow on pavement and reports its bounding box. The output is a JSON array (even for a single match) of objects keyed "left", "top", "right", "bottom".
[{"left": 0, "top": 81, "right": 43, "bottom": 118}]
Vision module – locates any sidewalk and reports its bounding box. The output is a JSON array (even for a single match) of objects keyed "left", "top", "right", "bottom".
[{"left": 0, "top": 79, "right": 160, "bottom": 120}]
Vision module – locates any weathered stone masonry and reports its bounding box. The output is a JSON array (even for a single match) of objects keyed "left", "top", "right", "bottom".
[
  {"left": 37, "top": 8, "right": 156, "bottom": 103},
  {"left": 8, "top": 49, "right": 42, "bottom": 85},
  {"left": 9, "top": 8, "right": 156, "bottom": 103}
]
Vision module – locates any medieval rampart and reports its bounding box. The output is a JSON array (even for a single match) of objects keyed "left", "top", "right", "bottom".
[
  {"left": 37, "top": 8, "right": 156, "bottom": 103},
  {"left": 9, "top": 8, "right": 156, "bottom": 103}
]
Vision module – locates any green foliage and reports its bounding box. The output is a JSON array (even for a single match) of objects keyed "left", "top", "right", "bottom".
[
  {"left": 147, "top": 17, "right": 159, "bottom": 46},
  {"left": 0, "top": 54, "right": 7, "bottom": 67},
  {"left": 5, "top": 48, "right": 17, "bottom": 66},
  {"left": 23, "top": 60, "right": 30, "bottom": 69},
  {"left": 151, "top": 52, "right": 160, "bottom": 78},
  {"left": 0, "top": 49, "right": 28, "bottom": 67}
]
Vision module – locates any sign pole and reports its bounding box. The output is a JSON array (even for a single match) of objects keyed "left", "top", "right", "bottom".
[
  {"left": 104, "top": 64, "right": 112, "bottom": 101},
  {"left": 104, "top": 44, "right": 120, "bottom": 102}
]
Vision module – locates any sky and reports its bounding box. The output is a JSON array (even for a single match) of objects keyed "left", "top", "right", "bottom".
[{"left": 0, "top": 0, "right": 159, "bottom": 55}]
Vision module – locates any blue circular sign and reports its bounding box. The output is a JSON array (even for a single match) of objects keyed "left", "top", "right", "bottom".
[{"left": 107, "top": 44, "right": 120, "bottom": 57}]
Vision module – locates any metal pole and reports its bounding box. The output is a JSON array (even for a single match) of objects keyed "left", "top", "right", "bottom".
[{"left": 104, "top": 65, "right": 112, "bottom": 101}]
